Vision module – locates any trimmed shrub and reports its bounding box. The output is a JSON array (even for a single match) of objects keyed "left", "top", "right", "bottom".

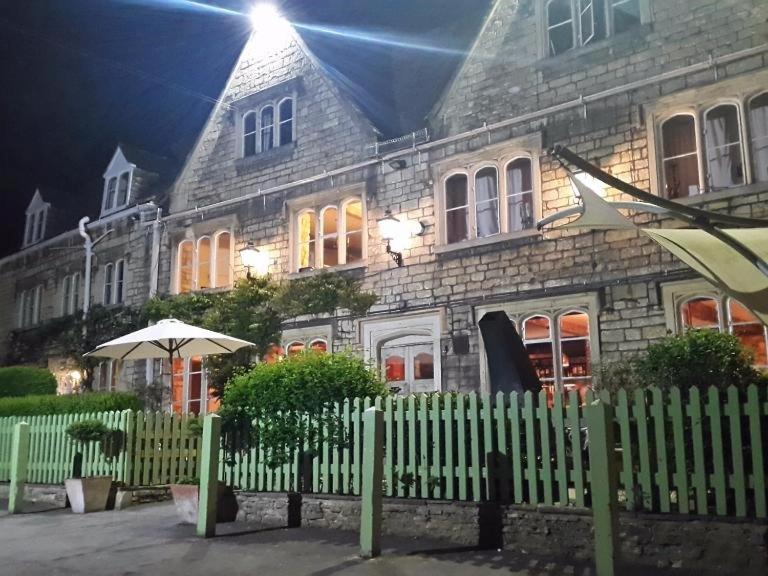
[
  {"left": 0, "top": 366, "right": 57, "bottom": 398},
  {"left": 0, "top": 392, "right": 141, "bottom": 417},
  {"left": 220, "top": 352, "right": 387, "bottom": 465}
]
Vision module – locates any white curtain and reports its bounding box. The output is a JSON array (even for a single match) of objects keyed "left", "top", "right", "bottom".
[
  {"left": 706, "top": 107, "right": 742, "bottom": 189},
  {"left": 507, "top": 164, "right": 533, "bottom": 232},
  {"left": 475, "top": 170, "right": 500, "bottom": 238},
  {"left": 750, "top": 98, "right": 768, "bottom": 182}
]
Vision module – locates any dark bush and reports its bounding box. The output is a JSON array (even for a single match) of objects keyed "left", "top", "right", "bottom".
[
  {"left": 0, "top": 392, "right": 141, "bottom": 417},
  {"left": 0, "top": 366, "right": 57, "bottom": 397}
]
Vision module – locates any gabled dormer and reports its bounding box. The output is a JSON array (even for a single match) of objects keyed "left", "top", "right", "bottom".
[
  {"left": 101, "top": 146, "right": 135, "bottom": 217},
  {"left": 22, "top": 189, "right": 51, "bottom": 248}
]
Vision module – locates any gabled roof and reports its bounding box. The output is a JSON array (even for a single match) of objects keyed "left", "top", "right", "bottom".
[
  {"left": 25, "top": 189, "right": 50, "bottom": 214},
  {"left": 118, "top": 142, "right": 178, "bottom": 177}
]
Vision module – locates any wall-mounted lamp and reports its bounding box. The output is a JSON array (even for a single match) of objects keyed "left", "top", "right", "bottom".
[
  {"left": 239, "top": 241, "right": 270, "bottom": 278},
  {"left": 388, "top": 159, "right": 407, "bottom": 171},
  {"left": 377, "top": 209, "right": 425, "bottom": 268}
]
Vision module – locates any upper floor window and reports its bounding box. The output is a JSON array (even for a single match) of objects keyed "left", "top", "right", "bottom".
[
  {"left": 61, "top": 273, "right": 80, "bottom": 316},
  {"left": 242, "top": 97, "right": 295, "bottom": 158},
  {"left": 545, "top": 0, "right": 643, "bottom": 57},
  {"left": 23, "top": 208, "right": 47, "bottom": 247},
  {"left": 18, "top": 285, "right": 43, "bottom": 328},
  {"left": 103, "top": 171, "right": 131, "bottom": 213},
  {"left": 442, "top": 157, "right": 537, "bottom": 246},
  {"left": 176, "top": 231, "right": 233, "bottom": 294},
  {"left": 658, "top": 91, "right": 768, "bottom": 198},
  {"left": 293, "top": 197, "right": 364, "bottom": 272},
  {"left": 103, "top": 260, "right": 125, "bottom": 305}
]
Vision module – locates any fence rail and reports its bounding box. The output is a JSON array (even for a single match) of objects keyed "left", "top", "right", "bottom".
[{"left": 1, "top": 385, "right": 766, "bottom": 519}]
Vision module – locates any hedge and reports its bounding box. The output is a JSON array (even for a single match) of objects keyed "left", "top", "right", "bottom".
[
  {"left": 0, "top": 366, "right": 57, "bottom": 398},
  {"left": 0, "top": 392, "right": 142, "bottom": 417}
]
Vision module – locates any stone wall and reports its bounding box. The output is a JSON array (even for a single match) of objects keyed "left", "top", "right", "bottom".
[
  {"left": 0, "top": 482, "right": 67, "bottom": 508},
  {"left": 235, "top": 492, "right": 768, "bottom": 574}
]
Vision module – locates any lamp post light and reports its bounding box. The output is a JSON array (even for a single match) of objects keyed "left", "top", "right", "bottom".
[{"left": 239, "top": 241, "right": 270, "bottom": 278}]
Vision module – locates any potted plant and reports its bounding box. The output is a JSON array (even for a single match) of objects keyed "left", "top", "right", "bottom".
[
  {"left": 169, "top": 477, "right": 238, "bottom": 525},
  {"left": 64, "top": 419, "right": 122, "bottom": 514}
]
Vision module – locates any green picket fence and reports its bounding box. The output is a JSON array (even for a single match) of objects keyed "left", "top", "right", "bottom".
[{"left": 0, "top": 385, "right": 766, "bottom": 519}]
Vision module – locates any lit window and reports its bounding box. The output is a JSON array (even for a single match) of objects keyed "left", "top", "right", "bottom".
[
  {"left": 214, "top": 232, "right": 232, "bottom": 288},
  {"left": 260, "top": 105, "right": 274, "bottom": 152},
  {"left": 475, "top": 167, "right": 500, "bottom": 238},
  {"left": 178, "top": 240, "right": 194, "bottom": 294},
  {"left": 704, "top": 104, "right": 744, "bottom": 190},
  {"left": 661, "top": 114, "right": 700, "bottom": 198},
  {"left": 728, "top": 300, "right": 768, "bottom": 367},
  {"left": 243, "top": 111, "right": 257, "bottom": 157},
  {"left": 171, "top": 357, "right": 218, "bottom": 416},
  {"left": 506, "top": 158, "right": 535, "bottom": 232},
  {"left": 197, "top": 237, "right": 212, "bottom": 290},
  {"left": 559, "top": 311, "right": 591, "bottom": 397},
  {"left": 384, "top": 350, "right": 406, "bottom": 384},
  {"left": 680, "top": 296, "right": 720, "bottom": 330},
  {"left": 279, "top": 98, "right": 294, "bottom": 146},
  {"left": 104, "top": 263, "right": 114, "bottom": 305},
  {"left": 445, "top": 174, "right": 469, "bottom": 244},
  {"left": 523, "top": 315, "right": 555, "bottom": 386},
  {"left": 749, "top": 92, "right": 768, "bottom": 182},
  {"left": 309, "top": 339, "right": 328, "bottom": 353},
  {"left": 176, "top": 231, "right": 233, "bottom": 294},
  {"left": 381, "top": 341, "right": 437, "bottom": 395},
  {"left": 293, "top": 197, "right": 364, "bottom": 272},
  {"left": 286, "top": 341, "right": 305, "bottom": 356}
]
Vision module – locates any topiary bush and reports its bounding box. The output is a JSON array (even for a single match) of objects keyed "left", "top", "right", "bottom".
[
  {"left": 0, "top": 366, "right": 57, "bottom": 398},
  {"left": 220, "top": 352, "right": 388, "bottom": 466},
  {"left": 0, "top": 392, "right": 141, "bottom": 417},
  {"left": 635, "top": 329, "right": 764, "bottom": 391}
]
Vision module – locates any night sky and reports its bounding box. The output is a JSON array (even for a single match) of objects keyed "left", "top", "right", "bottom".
[{"left": 0, "top": 0, "right": 489, "bottom": 256}]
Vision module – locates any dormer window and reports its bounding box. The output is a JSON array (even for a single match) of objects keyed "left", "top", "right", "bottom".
[
  {"left": 242, "top": 97, "right": 295, "bottom": 158},
  {"left": 23, "top": 190, "right": 50, "bottom": 248},
  {"left": 103, "top": 170, "right": 131, "bottom": 213}
]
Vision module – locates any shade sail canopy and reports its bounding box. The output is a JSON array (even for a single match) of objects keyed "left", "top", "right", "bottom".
[
  {"left": 641, "top": 228, "right": 768, "bottom": 325},
  {"left": 560, "top": 176, "right": 638, "bottom": 230},
  {"left": 84, "top": 318, "right": 254, "bottom": 361}
]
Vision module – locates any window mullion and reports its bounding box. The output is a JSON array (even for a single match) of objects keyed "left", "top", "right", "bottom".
[{"left": 339, "top": 203, "right": 346, "bottom": 265}]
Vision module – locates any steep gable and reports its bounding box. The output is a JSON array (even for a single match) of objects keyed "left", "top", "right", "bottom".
[{"left": 170, "top": 24, "right": 380, "bottom": 214}]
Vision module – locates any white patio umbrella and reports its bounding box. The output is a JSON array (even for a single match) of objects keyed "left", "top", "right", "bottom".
[{"left": 84, "top": 318, "right": 254, "bottom": 362}]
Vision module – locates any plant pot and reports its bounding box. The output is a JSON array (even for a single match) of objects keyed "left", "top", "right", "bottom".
[
  {"left": 64, "top": 476, "right": 113, "bottom": 514},
  {"left": 170, "top": 482, "right": 238, "bottom": 525}
]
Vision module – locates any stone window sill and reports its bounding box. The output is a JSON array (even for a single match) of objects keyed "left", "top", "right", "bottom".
[
  {"left": 434, "top": 229, "right": 541, "bottom": 256},
  {"left": 666, "top": 182, "right": 767, "bottom": 207},
  {"left": 287, "top": 261, "right": 367, "bottom": 280}
]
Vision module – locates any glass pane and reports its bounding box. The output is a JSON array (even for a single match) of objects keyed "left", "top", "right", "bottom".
[
  {"left": 705, "top": 105, "right": 743, "bottom": 189},
  {"left": 445, "top": 174, "right": 468, "bottom": 209},
  {"left": 413, "top": 352, "right": 434, "bottom": 380},
  {"left": 749, "top": 93, "right": 768, "bottom": 182},
  {"left": 345, "top": 200, "right": 363, "bottom": 232},
  {"left": 261, "top": 106, "right": 274, "bottom": 151},
  {"left": 547, "top": 0, "right": 574, "bottom": 55},
  {"left": 179, "top": 241, "right": 194, "bottom": 293},
  {"left": 322, "top": 208, "right": 338, "bottom": 267},
  {"left": 475, "top": 167, "right": 499, "bottom": 238},
  {"left": 506, "top": 158, "right": 534, "bottom": 232},
  {"left": 171, "top": 358, "right": 184, "bottom": 414},
  {"left": 384, "top": 354, "right": 406, "bottom": 382},
  {"left": 559, "top": 311, "right": 590, "bottom": 338},
  {"left": 215, "top": 233, "right": 231, "bottom": 288},
  {"left": 287, "top": 342, "right": 305, "bottom": 356},
  {"left": 526, "top": 341, "right": 555, "bottom": 381},
  {"left": 446, "top": 207, "right": 468, "bottom": 244},
  {"left": 197, "top": 238, "right": 211, "bottom": 290},
  {"left": 279, "top": 99, "right": 293, "bottom": 145},
  {"left": 106, "top": 178, "right": 117, "bottom": 209},
  {"left": 345, "top": 200, "right": 363, "bottom": 263},
  {"left": 310, "top": 340, "right": 327, "bottom": 353},
  {"left": 681, "top": 297, "right": 720, "bottom": 330},
  {"left": 612, "top": 0, "right": 640, "bottom": 34},
  {"left": 732, "top": 324, "right": 768, "bottom": 366},
  {"left": 662, "top": 115, "right": 700, "bottom": 198},
  {"left": 117, "top": 173, "right": 130, "bottom": 205},
  {"left": 244, "top": 134, "right": 256, "bottom": 157},
  {"left": 346, "top": 231, "right": 363, "bottom": 263},
  {"left": 524, "top": 315, "right": 551, "bottom": 340},
  {"left": 297, "top": 211, "right": 316, "bottom": 270},
  {"left": 189, "top": 373, "right": 202, "bottom": 405},
  {"left": 244, "top": 112, "right": 257, "bottom": 133},
  {"left": 446, "top": 175, "right": 469, "bottom": 244},
  {"left": 561, "top": 339, "right": 591, "bottom": 378},
  {"left": 579, "top": 0, "right": 595, "bottom": 45}
]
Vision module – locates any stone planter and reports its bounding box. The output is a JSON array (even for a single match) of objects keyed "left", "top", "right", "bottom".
[
  {"left": 170, "top": 482, "right": 238, "bottom": 525},
  {"left": 64, "top": 476, "right": 113, "bottom": 514}
]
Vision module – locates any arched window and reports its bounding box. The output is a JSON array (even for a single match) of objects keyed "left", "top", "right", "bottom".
[
  {"left": 309, "top": 339, "right": 328, "bottom": 353},
  {"left": 321, "top": 206, "right": 339, "bottom": 268},
  {"left": 680, "top": 296, "right": 720, "bottom": 330},
  {"left": 214, "top": 232, "right": 232, "bottom": 288},
  {"left": 260, "top": 105, "right": 274, "bottom": 152},
  {"left": 728, "top": 299, "right": 768, "bottom": 367},
  {"left": 104, "top": 263, "right": 115, "bottom": 305},
  {"left": 178, "top": 240, "right": 194, "bottom": 294},
  {"left": 748, "top": 92, "right": 768, "bottom": 182},
  {"left": 661, "top": 114, "right": 700, "bottom": 198},
  {"left": 704, "top": 104, "right": 744, "bottom": 190},
  {"left": 286, "top": 341, "right": 305, "bottom": 356},
  {"left": 506, "top": 158, "right": 534, "bottom": 232},
  {"left": 105, "top": 177, "right": 117, "bottom": 211},
  {"left": 279, "top": 98, "right": 294, "bottom": 146},
  {"left": 523, "top": 315, "right": 555, "bottom": 385},
  {"left": 559, "top": 311, "right": 591, "bottom": 395},
  {"left": 343, "top": 199, "right": 363, "bottom": 264},
  {"left": 475, "top": 167, "right": 500, "bottom": 238},
  {"left": 297, "top": 210, "right": 316, "bottom": 271},
  {"left": 445, "top": 174, "right": 469, "bottom": 244},
  {"left": 197, "top": 237, "right": 212, "bottom": 290},
  {"left": 117, "top": 172, "right": 130, "bottom": 206},
  {"left": 547, "top": 0, "right": 574, "bottom": 56},
  {"left": 243, "top": 111, "right": 258, "bottom": 157}
]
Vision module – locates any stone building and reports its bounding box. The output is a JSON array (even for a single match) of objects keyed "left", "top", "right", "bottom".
[{"left": 1, "top": 0, "right": 767, "bottom": 411}]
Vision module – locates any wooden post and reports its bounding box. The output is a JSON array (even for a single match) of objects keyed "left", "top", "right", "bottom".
[
  {"left": 360, "top": 406, "right": 383, "bottom": 558},
  {"left": 9, "top": 422, "right": 31, "bottom": 514},
  {"left": 587, "top": 399, "right": 619, "bottom": 576},
  {"left": 197, "top": 414, "right": 221, "bottom": 538}
]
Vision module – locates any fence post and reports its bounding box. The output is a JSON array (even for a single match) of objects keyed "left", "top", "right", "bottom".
[
  {"left": 360, "top": 406, "right": 383, "bottom": 558},
  {"left": 8, "top": 422, "right": 31, "bottom": 514},
  {"left": 587, "top": 399, "right": 619, "bottom": 576},
  {"left": 197, "top": 414, "right": 221, "bottom": 538}
]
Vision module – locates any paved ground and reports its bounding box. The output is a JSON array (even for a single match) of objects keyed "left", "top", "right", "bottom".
[{"left": 0, "top": 501, "right": 694, "bottom": 576}]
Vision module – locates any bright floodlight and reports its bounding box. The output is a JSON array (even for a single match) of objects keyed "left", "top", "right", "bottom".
[{"left": 250, "top": 3, "right": 282, "bottom": 30}]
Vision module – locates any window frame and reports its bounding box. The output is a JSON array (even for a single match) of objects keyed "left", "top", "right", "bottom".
[
  {"left": 170, "top": 357, "right": 218, "bottom": 416},
  {"left": 260, "top": 104, "right": 275, "bottom": 153},
  {"left": 61, "top": 273, "right": 80, "bottom": 316},
  {"left": 18, "top": 285, "right": 43, "bottom": 328},
  {"left": 239, "top": 93, "right": 297, "bottom": 159},
  {"left": 23, "top": 207, "right": 48, "bottom": 248},
  {"left": 702, "top": 101, "right": 748, "bottom": 191},
  {"left": 746, "top": 91, "right": 768, "bottom": 183},
  {"left": 278, "top": 97, "right": 295, "bottom": 146},
  {"left": 174, "top": 230, "right": 235, "bottom": 294},
  {"left": 102, "top": 170, "right": 133, "bottom": 215},
  {"left": 103, "top": 263, "right": 115, "bottom": 305},
  {"left": 242, "top": 111, "right": 258, "bottom": 157}
]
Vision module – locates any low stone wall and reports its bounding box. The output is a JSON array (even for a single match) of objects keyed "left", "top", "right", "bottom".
[
  {"left": 0, "top": 483, "right": 67, "bottom": 507},
  {"left": 235, "top": 492, "right": 767, "bottom": 574}
]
